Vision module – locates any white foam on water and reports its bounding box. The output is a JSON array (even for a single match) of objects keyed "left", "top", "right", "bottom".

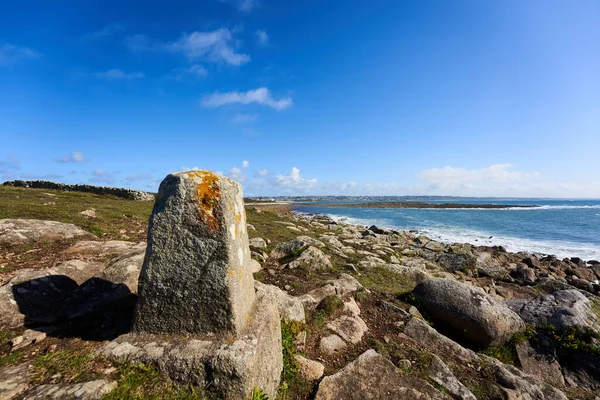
[{"left": 319, "top": 212, "right": 600, "bottom": 261}]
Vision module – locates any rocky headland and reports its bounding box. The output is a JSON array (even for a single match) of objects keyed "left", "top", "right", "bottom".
[{"left": 0, "top": 176, "right": 599, "bottom": 400}]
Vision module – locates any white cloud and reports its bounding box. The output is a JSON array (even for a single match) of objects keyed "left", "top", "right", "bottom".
[
  {"left": 124, "top": 28, "right": 249, "bottom": 66},
  {"left": 84, "top": 24, "right": 125, "bottom": 40},
  {"left": 418, "top": 164, "right": 540, "bottom": 192},
  {"left": 256, "top": 30, "right": 269, "bottom": 46},
  {"left": 94, "top": 69, "right": 144, "bottom": 79},
  {"left": 242, "top": 160, "right": 249, "bottom": 168},
  {"left": 58, "top": 152, "right": 87, "bottom": 163},
  {"left": 228, "top": 166, "right": 247, "bottom": 183},
  {"left": 170, "top": 64, "right": 208, "bottom": 80},
  {"left": 231, "top": 113, "right": 258, "bottom": 124},
  {"left": 202, "top": 87, "right": 292, "bottom": 110},
  {"left": 89, "top": 168, "right": 115, "bottom": 185},
  {"left": 168, "top": 29, "right": 250, "bottom": 66},
  {"left": 0, "top": 43, "right": 40, "bottom": 65},
  {"left": 274, "top": 167, "right": 318, "bottom": 189},
  {"left": 255, "top": 168, "right": 269, "bottom": 177}
]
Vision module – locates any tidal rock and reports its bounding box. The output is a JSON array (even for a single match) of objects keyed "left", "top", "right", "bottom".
[
  {"left": 0, "top": 219, "right": 91, "bottom": 245},
  {"left": 315, "top": 350, "right": 446, "bottom": 400},
  {"left": 411, "top": 278, "right": 525, "bottom": 347},
  {"left": 133, "top": 171, "right": 255, "bottom": 335}
]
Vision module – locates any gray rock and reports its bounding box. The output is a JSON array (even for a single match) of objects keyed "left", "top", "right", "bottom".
[
  {"left": 288, "top": 246, "right": 332, "bottom": 270},
  {"left": 436, "top": 253, "right": 477, "bottom": 273},
  {"left": 24, "top": 379, "right": 117, "bottom": 399},
  {"left": 428, "top": 355, "right": 477, "bottom": 400},
  {"left": 327, "top": 315, "right": 368, "bottom": 344},
  {"left": 0, "top": 219, "right": 92, "bottom": 245},
  {"left": 254, "top": 281, "right": 305, "bottom": 322},
  {"left": 248, "top": 237, "right": 267, "bottom": 249},
  {"left": 294, "top": 355, "right": 325, "bottom": 381},
  {"left": 424, "top": 240, "right": 446, "bottom": 252},
  {"left": 411, "top": 278, "right": 525, "bottom": 347},
  {"left": 296, "top": 235, "right": 326, "bottom": 247},
  {"left": 506, "top": 290, "right": 600, "bottom": 336},
  {"left": 101, "top": 248, "right": 146, "bottom": 293},
  {"left": 515, "top": 340, "right": 565, "bottom": 387},
  {"left": 319, "top": 334, "right": 347, "bottom": 355},
  {"left": 101, "top": 291, "right": 282, "bottom": 399},
  {"left": 10, "top": 329, "right": 47, "bottom": 350},
  {"left": 270, "top": 239, "right": 308, "bottom": 261},
  {"left": 298, "top": 274, "right": 364, "bottom": 308},
  {"left": 133, "top": 171, "right": 255, "bottom": 335},
  {"left": 315, "top": 350, "right": 447, "bottom": 400}
]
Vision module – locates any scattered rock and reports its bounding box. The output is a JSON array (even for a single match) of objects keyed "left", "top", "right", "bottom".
[
  {"left": 0, "top": 363, "right": 31, "bottom": 399},
  {"left": 436, "top": 253, "right": 477, "bottom": 274},
  {"left": 249, "top": 237, "right": 267, "bottom": 249},
  {"left": 255, "top": 281, "right": 305, "bottom": 323},
  {"left": 294, "top": 355, "right": 325, "bottom": 381},
  {"left": 296, "top": 235, "right": 325, "bottom": 248},
  {"left": 270, "top": 239, "right": 308, "bottom": 261},
  {"left": 319, "top": 334, "right": 347, "bottom": 355},
  {"left": 10, "top": 329, "right": 47, "bottom": 350},
  {"left": 288, "top": 246, "right": 332, "bottom": 271},
  {"left": 65, "top": 240, "right": 145, "bottom": 256},
  {"left": 327, "top": 315, "right": 368, "bottom": 344},
  {"left": 515, "top": 340, "right": 565, "bottom": 387},
  {"left": 428, "top": 355, "right": 477, "bottom": 400},
  {"left": 79, "top": 209, "right": 97, "bottom": 218}
]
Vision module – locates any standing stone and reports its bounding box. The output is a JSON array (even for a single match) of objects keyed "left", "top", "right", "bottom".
[{"left": 133, "top": 170, "right": 255, "bottom": 335}]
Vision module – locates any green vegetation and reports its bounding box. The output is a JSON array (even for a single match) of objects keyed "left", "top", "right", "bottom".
[
  {"left": 311, "top": 295, "right": 344, "bottom": 327},
  {"left": 103, "top": 363, "right": 203, "bottom": 400},
  {"left": 33, "top": 350, "right": 96, "bottom": 384},
  {"left": 0, "top": 329, "right": 24, "bottom": 367},
  {"left": 482, "top": 330, "right": 532, "bottom": 365},
  {"left": 0, "top": 185, "right": 153, "bottom": 241},
  {"left": 535, "top": 325, "right": 600, "bottom": 356},
  {"left": 278, "top": 319, "right": 305, "bottom": 399},
  {"left": 357, "top": 266, "right": 416, "bottom": 296},
  {"left": 249, "top": 387, "right": 269, "bottom": 400}
]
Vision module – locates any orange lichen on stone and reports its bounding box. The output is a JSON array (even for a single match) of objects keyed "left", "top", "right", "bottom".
[{"left": 186, "top": 170, "right": 221, "bottom": 232}]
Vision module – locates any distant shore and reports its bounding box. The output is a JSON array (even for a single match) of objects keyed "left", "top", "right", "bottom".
[{"left": 294, "top": 201, "right": 536, "bottom": 209}]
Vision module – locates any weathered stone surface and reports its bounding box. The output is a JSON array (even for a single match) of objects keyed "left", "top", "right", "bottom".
[
  {"left": 0, "top": 363, "right": 31, "bottom": 399},
  {"left": 515, "top": 340, "right": 565, "bottom": 387},
  {"left": 270, "top": 239, "right": 308, "bottom": 261},
  {"left": 315, "top": 350, "right": 447, "bottom": 400},
  {"left": 0, "top": 219, "right": 91, "bottom": 245},
  {"left": 295, "top": 355, "right": 325, "bottom": 381},
  {"left": 506, "top": 290, "right": 600, "bottom": 336},
  {"left": 411, "top": 278, "right": 525, "bottom": 347},
  {"left": 437, "top": 253, "right": 477, "bottom": 273},
  {"left": 327, "top": 315, "right": 368, "bottom": 344},
  {"left": 101, "top": 292, "right": 282, "bottom": 399},
  {"left": 254, "top": 281, "right": 305, "bottom": 322},
  {"left": 428, "top": 355, "right": 476, "bottom": 400},
  {"left": 296, "top": 235, "right": 325, "bottom": 247},
  {"left": 24, "top": 379, "right": 117, "bottom": 399},
  {"left": 319, "top": 334, "right": 347, "bottom": 355},
  {"left": 298, "top": 274, "right": 364, "bottom": 308},
  {"left": 133, "top": 171, "right": 255, "bottom": 335},
  {"left": 100, "top": 248, "right": 146, "bottom": 293},
  {"left": 248, "top": 237, "right": 267, "bottom": 249},
  {"left": 10, "top": 329, "right": 47, "bottom": 350},
  {"left": 287, "top": 246, "right": 332, "bottom": 270},
  {"left": 65, "top": 240, "right": 145, "bottom": 256}
]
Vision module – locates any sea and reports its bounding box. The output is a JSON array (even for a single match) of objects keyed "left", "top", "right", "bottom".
[{"left": 294, "top": 199, "right": 600, "bottom": 261}]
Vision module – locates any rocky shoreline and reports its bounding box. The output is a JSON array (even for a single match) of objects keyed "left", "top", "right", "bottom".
[
  {"left": 1, "top": 185, "right": 600, "bottom": 399},
  {"left": 297, "top": 201, "right": 536, "bottom": 209}
]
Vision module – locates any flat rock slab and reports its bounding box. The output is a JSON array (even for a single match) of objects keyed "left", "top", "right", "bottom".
[
  {"left": 64, "top": 241, "right": 145, "bottom": 256},
  {"left": 23, "top": 380, "right": 117, "bottom": 399},
  {"left": 327, "top": 315, "right": 368, "bottom": 344},
  {"left": 0, "top": 363, "right": 31, "bottom": 400},
  {"left": 99, "top": 292, "right": 282, "bottom": 399},
  {"left": 0, "top": 219, "right": 92, "bottom": 245},
  {"left": 315, "top": 349, "right": 448, "bottom": 400}
]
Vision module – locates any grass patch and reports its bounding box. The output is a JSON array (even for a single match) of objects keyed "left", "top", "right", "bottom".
[
  {"left": 103, "top": 363, "right": 203, "bottom": 400},
  {"left": 535, "top": 325, "right": 600, "bottom": 356},
  {"left": 0, "top": 329, "right": 24, "bottom": 367},
  {"left": 482, "top": 330, "right": 531, "bottom": 365},
  {"left": 33, "top": 350, "right": 96, "bottom": 384},
  {"left": 278, "top": 319, "right": 305, "bottom": 399},
  {"left": 0, "top": 185, "right": 153, "bottom": 241},
  {"left": 357, "top": 266, "right": 416, "bottom": 296}
]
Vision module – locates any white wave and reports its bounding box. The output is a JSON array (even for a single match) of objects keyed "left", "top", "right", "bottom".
[{"left": 319, "top": 213, "right": 600, "bottom": 260}]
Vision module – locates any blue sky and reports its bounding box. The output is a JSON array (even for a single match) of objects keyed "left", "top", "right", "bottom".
[{"left": 1, "top": 0, "right": 599, "bottom": 197}]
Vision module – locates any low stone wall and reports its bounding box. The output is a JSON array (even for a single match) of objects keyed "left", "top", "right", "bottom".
[{"left": 2, "top": 180, "right": 155, "bottom": 201}]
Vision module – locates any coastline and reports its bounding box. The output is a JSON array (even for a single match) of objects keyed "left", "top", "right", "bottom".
[{"left": 300, "top": 201, "right": 536, "bottom": 209}]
